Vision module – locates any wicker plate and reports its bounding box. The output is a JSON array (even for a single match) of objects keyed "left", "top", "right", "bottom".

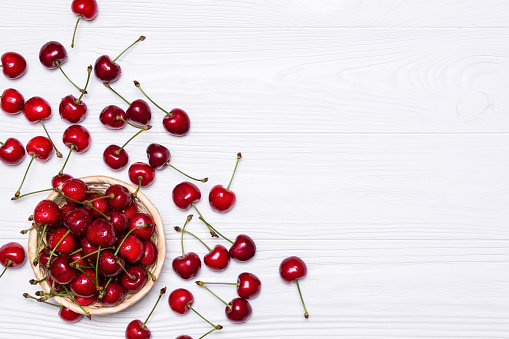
[{"left": 27, "top": 176, "right": 166, "bottom": 316}]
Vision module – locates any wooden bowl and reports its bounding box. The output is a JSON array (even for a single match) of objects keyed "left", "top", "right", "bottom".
[{"left": 27, "top": 176, "right": 166, "bottom": 316}]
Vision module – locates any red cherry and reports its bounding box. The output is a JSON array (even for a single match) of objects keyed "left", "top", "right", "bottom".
[
  {"left": 229, "top": 234, "right": 256, "bottom": 262},
  {"left": 100, "top": 105, "right": 127, "bottom": 129},
  {"left": 33, "top": 200, "right": 62, "bottom": 230},
  {"left": 85, "top": 193, "right": 110, "bottom": 218},
  {"left": 98, "top": 249, "right": 124, "bottom": 277},
  {"left": 23, "top": 96, "right": 51, "bottom": 122},
  {"left": 176, "top": 336, "right": 192, "bottom": 339},
  {"left": 48, "top": 227, "right": 76, "bottom": 254},
  {"left": 80, "top": 237, "right": 99, "bottom": 261},
  {"left": 172, "top": 252, "right": 201, "bottom": 280},
  {"left": 128, "top": 162, "right": 155, "bottom": 188},
  {"left": 168, "top": 288, "right": 193, "bottom": 314},
  {"left": 172, "top": 182, "right": 201, "bottom": 210},
  {"left": 1, "top": 52, "right": 27, "bottom": 79},
  {"left": 146, "top": 143, "right": 170, "bottom": 170},
  {"left": 279, "top": 256, "right": 309, "bottom": 319},
  {"left": 50, "top": 254, "right": 78, "bottom": 284},
  {"left": 58, "top": 307, "right": 83, "bottom": 322},
  {"left": 117, "top": 234, "right": 144, "bottom": 264},
  {"left": 70, "top": 268, "right": 99, "bottom": 297},
  {"left": 122, "top": 202, "right": 138, "bottom": 219},
  {"left": 63, "top": 207, "right": 93, "bottom": 238},
  {"left": 0, "top": 242, "right": 26, "bottom": 278},
  {"left": 125, "top": 287, "right": 166, "bottom": 339},
  {"left": 100, "top": 282, "right": 124, "bottom": 306},
  {"left": 70, "top": 250, "right": 88, "bottom": 267},
  {"left": 204, "top": 245, "right": 230, "bottom": 272},
  {"left": 26, "top": 136, "right": 53, "bottom": 161},
  {"left": 75, "top": 293, "right": 98, "bottom": 306},
  {"left": 237, "top": 272, "right": 261, "bottom": 299},
  {"left": 47, "top": 275, "right": 63, "bottom": 292},
  {"left": 103, "top": 145, "right": 129, "bottom": 171},
  {"left": 129, "top": 213, "right": 155, "bottom": 240},
  {"left": 162, "top": 108, "right": 190, "bottom": 136},
  {"left": 60, "top": 205, "right": 74, "bottom": 215},
  {"left": 37, "top": 248, "right": 51, "bottom": 268},
  {"left": 107, "top": 210, "right": 129, "bottom": 235},
  {"left": 106, "top": 184, "right": 131, "bottom": 210},
  {"left": 225, "top": 298, "right": 252, "bottom": 323},
  {"left": 71, "top": 0, "right": 98, "bottom": 20},
  {"left": 51, "top": 173, "right": 73, "bottom": 188},
  {"left": 209, "top": 153, "right": 241, "bottom": 213},
  {"left": 120, "top": 266, "right": 148, "bottom": 293},
  {"left": 61, "top": 178, "right": 88, "bottom": 206},
  {"left": 59, "top": 94, "right": 88, "bottom": 123},
  {"left": 63, "top": 124, "right": 91, "bottom": 153},
  {"left": 1, "top": 88, "right": 24, "bottom": 114},
  {"left": 127, "top": 99, "right": 151, "bottom": 126},
  {"left": 0, "top": 138, "right": 25, "bottom": 165},
  {"left": 39, "top": 41, "right": 67, "bottom": 69},
  {"left": 139, "top": 239, "right": 157, "bottom": 266},
  {"left": 87, "top": 219, "right": 116, "bottom": 247}
]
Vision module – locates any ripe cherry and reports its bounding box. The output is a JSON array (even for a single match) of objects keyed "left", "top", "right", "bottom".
[
  {"left": 63, "top": 207, "right": 93, "bottom": 238},
  {"left": 33, "top": 200, "right": 62, "bottom": 230},
  {"left": 225, "top": 298, "right": 252, "bottom": 323},
  {"left": 59, "top": 307, "right": 83, "bottom": 322},
  {"left": 128, "top": 162, "right": 155, "bottom": 194},
  {"left": 85, "top": 193, "right": 111, "bottom": 218},
  {"left": 197, "top": 272, "right": 261, "bottom": 300},
  {"left": 1, "top": 52, "right": 27, "bottom": 79},
  {"left": 103, "top": 125, "right": 151, "bottom": 171},
  {"left": 129, "top": 213, "right": 155, "bottom": 240},
  {"left": 97, "top": 250, "right": 124, "bottom": 278},
  {"left": 70, "top": 268, "right": 99, "bottom": 297},
  {"left": 229, "top": 234, "right": 256, "bottom": 262},
  {"left": 172, "top": 216, "right": 201, "bottom": 280},
  {"left": 279, "top": 256, "right": 309, "bottom": 319},
  {"left": 0, "top": 138, "right": 25, "bottom": 165},
  {"left": 0, "top": 242, "right": 26, "bottom": 278},
  {"left": 71, "top": 0, "right": 98, "bottom": 48},
  {"left": 169, "top": 288, "right": 223, "bottom": 332},
  {"left": 61, "top": 178, "right": 88, "bottom": 206},
  {"left": 120, "top": 266, "right": 148, "bottom": 293},
  {"left": 121, "top": 202, "right": 138, "bottom": 219},
  {"left": 100, "top": 281, "right": 125, "bottom": 306},
  {"left": 125, "top": 287, "right": 166, "bottom": 339},
  {"left": 51, "top": 173, "right": 73, "bottom": 188},
  {"left": 48, "top": 227, "right": 76, "bottom": 254},
  {"left": 106, "top": 184, "right": 131, "bottom": 210},
  {"left": 107, "top": 210, "right": 129, "bottom": 235},
  {"left": 87, "top": 219, "right": 116, "bottom": 247},
  {"left": 1, "top": 88, "right": 24, "bottom": 114},
  {"left": 172, "top": 182, "right": 201, "bottom": 210},
  {"left": 58, "top": 65, "right": 92, "bottom": 123},
  {"left": 100, "top": 105, "right": 127, "bottom": 129},
  {"left": 209, "top": 153, "right": 241, "bottom": 213},
  {"left": 50, "top": 254, "right": 78, "bottom": 284},
  {"left": 60, "top": 124, "right": 92, "bottom": 175},
  {"left": 39, "top": 41, "right": 84, "bottom": 93},
  {"left": 139, "top": 240, "right": 157, "bottom": 266},
  {"left": 117, "top": 234, "right": 144, "bottom": 264},
  {"left": 146, "top": 143, "right": 207, "bottom": 182}
]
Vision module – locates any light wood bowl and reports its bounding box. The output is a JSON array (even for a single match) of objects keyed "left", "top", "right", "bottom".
[{"left": 27, "top": 176, "right": 166, "bottom": 316}]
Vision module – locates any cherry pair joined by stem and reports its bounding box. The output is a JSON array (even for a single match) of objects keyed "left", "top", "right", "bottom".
[
  {"left": 71, "top": 0, "right": 98, "bottom": 48},
  {"left": 195, "top": 282, "right": 252, "bottom": 323},
  {"left": 196, "top": 272, "right": 261, "bottom": 300},
  {"left": 1, "top": 52, "right": 27, "bottom": 79},
  {"left": 104, "top": 83, "right": 151, "bottom": 125},
  {"left": 95, "top": 36, "right": 145, "bottom": 83}
]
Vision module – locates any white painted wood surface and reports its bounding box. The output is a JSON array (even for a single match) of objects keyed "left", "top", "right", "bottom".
[{"left": 1, "top": 1, "right": 509, "bottom": 338}]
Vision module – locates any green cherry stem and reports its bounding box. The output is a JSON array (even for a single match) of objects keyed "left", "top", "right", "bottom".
[
  {"left": 40, "top": 119, "right": 63, "bottom": 158},
  {"left": 99, "top": 278, "right": 113, "bottom": 299},
  {"left": 167, "top": 163, "right": 208, "bottom": 183},
  {"left": 95, "top": 246, "right": 101, "bottom": 284},
  {"left": 295, "top": 279, "right": 309, "bottom": 319},
  {"left": 132, "top": 176, "right": 142, "bottom": 198},
  {"left": 29, "top": 276, "right": 48, "bottom": 285},
  {"left": 226, "top": 152, "right": 242, "bottom": 190},
  {"left": 63, "top": 285, "right": 92, "bottom": 319},
  {"left": 14, "top": 154, "right": 36, "bottom": 198},
  {"left": 70, "top": 246, "right": 114, "bottom": 265},
  {"left": 199, "top": 327, "right": 223, "bottom": 339},
  {"left": 71, "top": 15, "right": 82, "bottom": 48},
  {"left": 20, "top": 226, "right": 35, "bottom": 234},
  {"left": 0, "top": 260, "right": 12, "bottom": 278},
  {"left": 141, "top": 287, "right": 166, "bottom": 328},
  {"left": 23, "top": 293, "right": 62, "bottom": 308},
  {"left": 197, "top": 282, "right": 238, "bottom": 286},
  {"left": 116, "top": 126, "right": 151, "bottom": 155},
  {"left": 87, "top": 194, "right": 114, "bottom": 203},
  {"left": 55, "top": 60, "right": 85, "bottom": 94},
  {"left": 133, "top": 80, "right": 170, "bottom": 116},
  {"left": 140, "top": 265, "right": 156, "bottom": 281},
  {"left": 69, "top": 247, "right": 83, "bottom": 256},
  {"left": 47, "top": 230, "right": 71, "bottom": 264},
  {"left": 12, "top": 188, "right": 54, "bottom": 201},
  {"left": 55, "top": 190, "right": 111, "bottom": 220},
  {"left": 0, "top": 141, "right": 4, "bottom": 145},
  {"left": 191, "top": 203, "right": 219, "bottom": 238},
  {"left": 59, "top": 144, "right": 74, "bottom": 175},
  {"left": 116, "top": 116, "right": 148, "bottom": 129},
  {"left": 75, "top": 65, "right": 92, "bottom": 104},
  {"left": 195, "top": 282, "right": 231, "bottom": 309},
  {"left": 75, "top": 265, "right": 100, "bottom": 289},
  {"left": 113, "top": 225, "right": 150, "bottom": 256},
  {"left": 177, "top": 215, "right": 193, "bottom": 257},
  {"left": 174, "top": 225, "right": 212, "bottom": 253},
  {"left": 187, "top": 304, "right": 222, "bottom": 328},
  {"left": 104, "top": 83, "right": 131, "bottom": 105},
  {"left": 116, "top": 258, "right": 134, "bottom": 280},
  {"left": 112, "top": 36, "right": 145, "bottom": 63}
]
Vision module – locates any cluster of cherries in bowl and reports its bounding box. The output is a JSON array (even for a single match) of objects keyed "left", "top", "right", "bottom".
[{"left": 23, "top": 178, "right": 159, "bottom": 322}]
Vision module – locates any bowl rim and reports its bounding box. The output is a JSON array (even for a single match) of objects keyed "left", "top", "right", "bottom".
[{"left": 27, "top": 175, "right": 166, "bottom": 316}]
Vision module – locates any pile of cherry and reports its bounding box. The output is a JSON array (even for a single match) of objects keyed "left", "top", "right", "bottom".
[{"left": 0, "top": 0, "right": 310, "bottom": 338}]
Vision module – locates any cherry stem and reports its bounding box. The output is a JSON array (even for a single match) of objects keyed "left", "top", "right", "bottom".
[
  {"left": 199, "top": 327, "right": 223, "bottom": 339},
  {"left": 70, "top": 246, "right": 114, "bottom": 265},
  {"left": 142, "top": 287, "right": 166, "bottom": 328},
  {"left": 295, "top": 279, "right": 309, "bottom": 319},
  {"left": 188, "top": 305, "right": 219, "bottom": 328},
  {"left": 87, "top": 194, "right": 114, "bottom": 203},
  {"left": 175, "top": 226, "right": 212, "bottom": 252},
  {"left": 24, "top": 293, "right": 62, "bottom": 309},
  {"left": 0, "top": 141, "right": 4, "bottom": 145},
  {"left": 133, "top": 80, "right": 170, "bottom": 115},
  {"left": 76, "top": 65, "right": 92, "bottom": 103},
  {"left": 178, "top": 215, "right": 193, "bottom": 257},
  {"left": 226, "top": 152, "right": 242, "bottom": 190},
  {"left": 113, "top": 224, "right": 149, "bottom": 256},
  {"left": 0, "top": 260, "right": 12, "bottom": 278},
  {"left": 20, "top": 226, "right": 35, "bottom": 234},
  {"left": 63, "top": 285, "right": 91, "bottom": 319},
  {"left": 40, "top": 119, "right": 63, "bottom": 158},
  {"left": 99, "top": 278, "right": 113, "bottom": 299},
  {"left": 12, "top": 188, "right": 54, "bottom": 201},
  {"left": 113, "top": 36, "right": 145, "bottom": 63},
  {"left": 116, "top": 127, "right": 151, "bottom": 154},
  {"left": 117, "top": 259, "right": 134, "bottom": 280},
  {"left": 196, "top": 283, "right": 230, "bottom": 309},
  {"left": 70, "top": 248, "right": 83, "bottom": 256},
  {"left": 59, "top": 144, "right": 74, "bottom": 175},
  {"left": 132, "top": 176, "right": 142, "bottom": 198},
  {"left": 167, "top": 163, "right": 208, "bottom": 183},
  {"left": 55, "top": 60, "right": 85, "bottom": 94},
  {"left": 104, "top": 83, "right": 131, "bottom": 105},
  {"left": 71, "top": 15, "right": 82, "bottom": 48},
  {"left": 198, "top": 282, "right": 238, "bottom": 286},
  {"left": 191, "top": 204, "right": 219, "bottom": 238},
  {"left": 14, "top": 154, "right": 36, "bottom": 198},
  {"left": 47, "top": 229, "right": 71, "bottom": 264},
  {"left": 29, "top": 276, "right": 48, "bottom": 285},
  {"left": 141, "top": 265, "right": 156, "bottom": 281},
  {"left": 56, "top": 191, "right": 111, "bottom": 220},
  {"left": 95, "top": 246, "right": 101, "bottom": 284},
  {"left": 75, "top": 265, "right": 100, "bottom": 288},
  {"left": 116, "top": 116, "right": 148, "bottom": 129}
]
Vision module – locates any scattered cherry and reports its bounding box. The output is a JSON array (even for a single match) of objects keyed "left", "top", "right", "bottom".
[
  {"left": 103, "top": 124, "right": 151, "bottom": 171},
  {"left": 209, "top": 152, "right": 241, "bottom": 213},
  {"left": 1, "top": 88, "right": 24, "bottom": 114},
  {"left": 128, "top": 162, "right": 155, "bottom": 193},
  {"left": 39, "top": 41, "right": 84, "bottom": 93},
  {"left": 0, "top": 242, "right": 26, "bottom": 278},
  {"left": 225, "top": 298, "right": 252, "bottom": 323},
  {"left": 23, "top": 96, "right": 62, "bottom": 157},
  {"left": 125, "top": 287, "right": 166, "bottom": 339},
  {"left": 172, "top": 216, "right": 201, "bottom": 280},
  {"left": 71, "top": 0, "right": 98, "bottom": 48},
  {"left": 0, "top": 138, "right": 25, "bottom": 165},
  {"left": 279, "top": 256, "right": 309, "bottom": 319},
  {"left": 146, "top": 143, "right": 207, "bottom": 182},
  {"left": 59, "top": 65, "right": 93, "bottom": 123},
  {"left": 100, "top": 105, "right": 127, "bottom": 129},
  {"left": 1, "top": 52, "right": 27, "bottom": 79}
]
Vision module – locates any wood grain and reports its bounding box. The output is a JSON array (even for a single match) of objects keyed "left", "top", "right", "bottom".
[{"left": 1, "top": 1, "right": 509, "bottom": 338}]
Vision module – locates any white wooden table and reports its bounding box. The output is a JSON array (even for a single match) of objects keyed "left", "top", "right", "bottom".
[{"left": 1, "top": 1, "right": 509, "bottom": 338}]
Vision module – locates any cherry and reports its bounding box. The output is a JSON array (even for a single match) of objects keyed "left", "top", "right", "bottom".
[
  {"left": 104, "top": 83, "right": 152, "bottom": 125},
  {"left": 71, "top": 0, "right": 98, "bottom": 48},
  {"left": 61, "top": 178, "right": 88, "bottom": 206},
  {"left": 129, "top": 213, "right": 155, "bottom": 240},
  {"left": 0, "top": 242, "right": 26, "bottom": 278},
  {"left": 128, "top": 162, "right": 156, "bottom": 193},
  {"left": 70, "top": 268, "right": 99, "bottom": 297},
  {"left": 100, "top": 105, "right": 127, "bottom": 129},
  {"left": 39, "top": 41, "right": 84, "bottom": 93},
  {"left": 1, "top": 88, "right": 24, "bottom": 114},
  {"left": 85, "top": 193, "right": 111, "bottom": 218},
  {"left": 176, "top": 336, "right": 192, "bottom": 339},
  {"left": 106, "top": 184, "right": 131, "bottom": 210},
  {"left": 122, "top": 201, "right": 138, "bottom": 219},
  {"left": 87, "top": 219, "right": 116, "bottom": 247},
  {"left": 172, "top": 182, "right": 201, "bottom": 210},
  {"left": 209, "top": 153, "right": 241, "bottom": 213},
  {"left": 1, "top": 52, "right": 27, "bottom": 79},
  {"left": 146, "top": 143, "right": 207, "bottom": 182},
  {"left": 98, "top": 250, "right": 124, "bottom": 277},
  {"left": 80, "top": 237, "right": 99, "bottom": 261},
  {"left": 58, "top": 65, "right": 92, "bottom": 123},
  {"left": 225, "top": 298, "right": 252, "bottom": 323},
  {"left": 94, "top": 36, "right": 145, "bottom": 83},
  {"left": 63, "top": 207, "right": 93, "bottom": 238},
  {"left": 120, "top": 266, "right": 148, "bottom": 293},
  {"left": 117, "top": 234, "right": 144, "bottom": 264},
  {"left": 50, "top": 254, "right": 77, "bottom": 284},
  {"left": 23, "top": 97, "right": 62, "bottom": 158},
  {"left": 103, "top": 125, "right": 151, "bottom": 171},
  {"left": 107, "top": 210, "right": 129, "bottom": 235},
  {"left": 134, "top": 81, "right": 190, "bottom": 136},
  {"left": 168, "top": 288, "right": 193, "bottom": 315},
  {"left": 236, "top": 273, "right": 261, "bottom": 299},
  {"left": 51, "top": 173, "right": 73, "bottom": 188},
  {"left": 61, "top": 205, "right": 74, "bottom": 214},
  {"left": 229, "top": 234, "right": 256, "bottom": 262},
  {"left": 37, "top": 248, "right": 51, "bottom": 268},
  {"left": 62, "top": 124, "right": 91, "bottom": 152},
  {"left": 59, "top": 307, "right": 83, "bottom": 322},
  {"left": 33, "top": 200, "right": 62, "bottom": 230},
  {"left": 75, "top": 293, "right": 98, "bottom": 306},
  {"left": 70, "top": 250, "right": 88, "bottom": 267},
  {"left": 279, "top": 256, "right": 309, "bottom": 319},
  {"left": 139, "top": 239, "right": 157, "bottom": 266},
  {"left": 0, "top": 138, "right": 25, "bottom": 165},
  {"left": 100, "top": 281, "right": 124, "bottom": 306},
  {"left": 48, "top": 227, "right": 76, "bottom": 254},
  {"left": 172, "top": 216, "right": 201, "bottom": 280},
  {"left": 125, "top": 287, "right": 165, "bottom": 339}
]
